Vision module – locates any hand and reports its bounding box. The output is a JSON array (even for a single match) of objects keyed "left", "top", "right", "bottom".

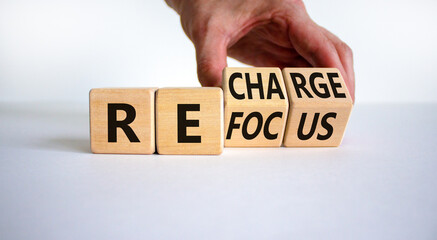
[{"left": 166, "top": 0, "right": 355, "bottom": 101}]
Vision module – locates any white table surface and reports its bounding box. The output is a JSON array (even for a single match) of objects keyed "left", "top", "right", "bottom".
[{"left": 1, "top": 102, "right": 436, "bottom": 240}]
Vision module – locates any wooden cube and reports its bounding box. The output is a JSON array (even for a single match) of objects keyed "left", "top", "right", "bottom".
[
  {"left": 282, "top": 68, "right": 353, "bottom": 147},
  {"left": 222, "top": 67, "right": 289, "bottom": 147},
  {"left": 89, "top": 88, "right": 156, "bottom": 154},
  {"left": 156, "top": 88, "right": 223, "bottom": 155}
]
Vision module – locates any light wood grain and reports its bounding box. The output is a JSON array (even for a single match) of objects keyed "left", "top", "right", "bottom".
[
  {"left": 156, "top": 88, "right": 223, "bottom": 155},
  {"left": 89, "top": 88, "right": 156, "bottom": 154},
  {"left": 222, "top": 67, "right": 289, "bottom": 147},
  {"left": 282, "top": 68, "right": 353, "bottom": 147}
]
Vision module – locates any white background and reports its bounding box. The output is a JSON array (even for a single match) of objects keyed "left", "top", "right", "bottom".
[
  {"left": 1, "top": 1, "right": 437, "bottom": 239},
  {"left": 1, "top": 0, "right": 436, "bottom": 103}
]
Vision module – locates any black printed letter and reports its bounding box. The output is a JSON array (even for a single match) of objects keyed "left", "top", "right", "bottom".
[
  {"left": 177, "top": 104, "right": 201, "bottom": 143},
  {"left": 317, "top": 112, "right": 337, "bottom": 140},
  {"left": 297, "top": 113, "right": 319, "bottom": 140},
  {"left": 107, "top": 103, "right": 140, "bottom": 142},
  {"left": 264, "top": 112, "right": 283, "bottom": 140},
  {"left": 289, "top": 73, "right": 313, "bottom": 98}
]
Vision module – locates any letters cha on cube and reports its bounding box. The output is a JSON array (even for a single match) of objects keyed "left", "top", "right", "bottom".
[{"left": 222, "top": 67, "right": 289, "bottom": 147}]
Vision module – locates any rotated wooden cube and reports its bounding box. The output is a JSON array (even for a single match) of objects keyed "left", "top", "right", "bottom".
[
  {"left": 223, "top": 67, "right": 289, "bottom": 147},
  {"left": 89, "top": 88, "right": 156, "bottom": 154},
  {"left": 156, "top": 88, "right": 223, "bottom": 155},
  {"left": 282, "top": 68, "right": 353, "bottom": 147}
]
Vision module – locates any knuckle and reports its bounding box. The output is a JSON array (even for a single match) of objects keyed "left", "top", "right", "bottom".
[
  {"left": 307, "top": 35, "right": 331, "bottom": 56},
  {"left": 339, "top": 41, "right": 353, "bottom": 58}
]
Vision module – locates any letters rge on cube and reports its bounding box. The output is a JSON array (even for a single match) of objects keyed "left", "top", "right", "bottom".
[{"left": 282, "top": 68, "right": 353, "bottom": 147}]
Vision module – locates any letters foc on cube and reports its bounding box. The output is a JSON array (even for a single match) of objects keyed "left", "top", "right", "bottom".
[
  {"left": 222, "top": 67, "right": 289, "bottom": 147},
  {"left": 155, "top": 87, "right": 224, "bottom": 155},
  {"left": 89, "top": 88, "right": 156, "bottom": 154},
  {"left": 282, "top": 68, "right": 353, "bottom": 147}
]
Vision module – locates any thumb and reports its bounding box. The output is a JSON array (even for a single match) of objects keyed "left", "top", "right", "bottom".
[{"left": 195, "top": 31, "right": 228, "bottom": 87}]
